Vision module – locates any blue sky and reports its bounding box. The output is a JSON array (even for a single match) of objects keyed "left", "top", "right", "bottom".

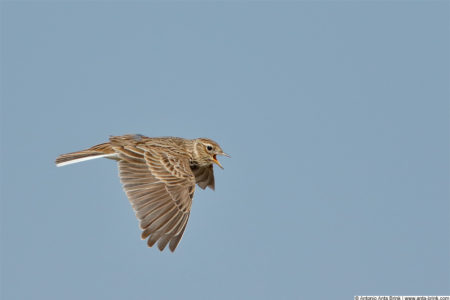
[{"left": 1, "top": 1, "right": 449, "bottom": 299}]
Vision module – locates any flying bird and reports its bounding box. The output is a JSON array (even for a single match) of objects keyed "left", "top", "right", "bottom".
[{"left": 55, "top": 134, "right": 229, "bottom": 252}]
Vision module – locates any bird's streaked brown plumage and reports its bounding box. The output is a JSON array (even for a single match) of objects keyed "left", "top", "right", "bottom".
[{"left": 55, "top": 134, "right": 229, "bottom": 252}]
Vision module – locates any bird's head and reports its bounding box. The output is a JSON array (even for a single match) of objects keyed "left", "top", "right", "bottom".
[{"left": 193, "top": 138, "right": 230, "bottom": 168}]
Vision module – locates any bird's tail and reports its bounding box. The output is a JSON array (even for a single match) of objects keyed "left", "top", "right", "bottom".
[{"left": 55, "top": 142, "right": 118, "bottom": 167}]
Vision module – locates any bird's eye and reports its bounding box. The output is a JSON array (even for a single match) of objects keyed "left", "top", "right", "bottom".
[{"left": 206, "top": 145, "right": 213, "bottom": 151}]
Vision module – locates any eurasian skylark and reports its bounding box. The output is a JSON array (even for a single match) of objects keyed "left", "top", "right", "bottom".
[{"left": 55, "top": 134, "right": 229, "bottom": 252}]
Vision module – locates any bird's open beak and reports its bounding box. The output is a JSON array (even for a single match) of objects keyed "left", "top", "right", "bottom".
[{"left": 213, "top": 152, "right": 230, "bottom": 169}]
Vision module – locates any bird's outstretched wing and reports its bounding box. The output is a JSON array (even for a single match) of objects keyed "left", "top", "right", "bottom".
[{"left": 111, "top": 136, "right": 195, "bottom": 252}]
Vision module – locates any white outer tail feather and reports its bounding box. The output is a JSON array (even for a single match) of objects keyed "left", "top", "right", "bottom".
[{"left": 56, "top": 153, "right": 118, "bottom": 167}]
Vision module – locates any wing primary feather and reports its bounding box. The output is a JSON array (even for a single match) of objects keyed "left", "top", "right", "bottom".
[
  {"left": 145, "top": 207, "right": 177, "bottom": 233},
  {"left": 169, "top": 218, "right": 189, "bottom": 252}
]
